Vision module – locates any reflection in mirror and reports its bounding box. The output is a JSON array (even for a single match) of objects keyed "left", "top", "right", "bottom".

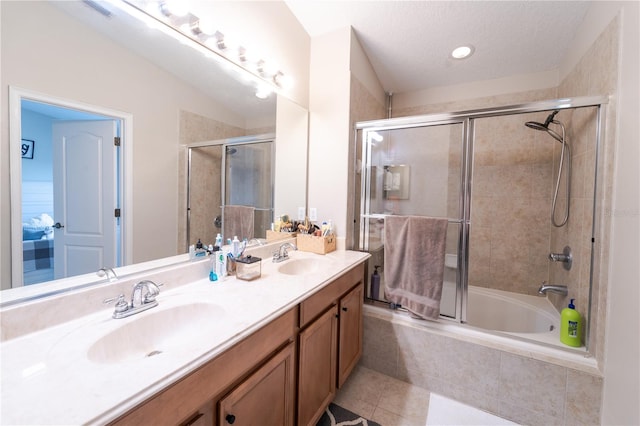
[
  {"left": 186, "top": 136, "right": 274, "bottom": 250},
  {"left": 383, "top": 165, "right": 410, "bottom": 200},
  {"left": 1, "top": 1, "right": 307, "bottom": 302},
  {"left": 19, "top": 100, "right": 124, "bottom": 286}
]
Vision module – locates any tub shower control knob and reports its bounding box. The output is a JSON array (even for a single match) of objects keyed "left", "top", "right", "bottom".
[{"left": 549, "top": 246, "right": 572, "bottom": 271}]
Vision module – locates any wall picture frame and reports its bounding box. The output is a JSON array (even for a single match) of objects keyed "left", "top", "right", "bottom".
[{"left": 21, "top": 139, "right": 35, "bottom": 159}]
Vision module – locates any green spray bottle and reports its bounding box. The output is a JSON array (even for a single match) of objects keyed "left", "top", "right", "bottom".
[{"left": 560, "top": 298, "right": 582, "bottom": 347}]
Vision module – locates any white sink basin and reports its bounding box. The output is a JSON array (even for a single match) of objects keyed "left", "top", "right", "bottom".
[
  {"left": 87, "top": 302, "right": 224, "bottom": 364},
  {"left": 277, "top": 258, "right": 325, "bottom": 275}
]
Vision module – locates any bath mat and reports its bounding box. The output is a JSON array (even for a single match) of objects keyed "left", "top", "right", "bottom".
[
  {"left": 426, "top": 393, "right": 518, "bottom": 425},
  {"left": 316, "top": 403, "right": 381, "bottom": 426}
]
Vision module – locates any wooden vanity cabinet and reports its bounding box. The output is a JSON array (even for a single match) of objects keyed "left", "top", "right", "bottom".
[
  {"left": 110, "top": 262, "right": 366, "bottom": 426},
  {"left": 218, "top": 342, "right": 295, "bottom": 426},
  {"left": 110, "top": 308, "right": 297, "bottom": 426},
  {"left": 297, "top": 263, "right": 365, "bottom": 426}
]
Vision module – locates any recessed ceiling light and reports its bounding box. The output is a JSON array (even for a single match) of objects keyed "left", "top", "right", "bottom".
[{"left": 451, "top": 45, "right": 475, "bottom": 59}]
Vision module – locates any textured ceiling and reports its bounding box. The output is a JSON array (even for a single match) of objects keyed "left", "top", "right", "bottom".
[
  {"left": 51, "top": 0, "right": 591, "bottom": 116},
  {"left": 285, "top": 0, "right": 591, "bottom": 93}
]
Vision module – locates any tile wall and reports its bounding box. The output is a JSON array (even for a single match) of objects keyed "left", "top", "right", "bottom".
[
  {"left": 555, "top": 16, "right": 619, "bottom": 368},
  {"left": 361, "top": 310, "right": 603, "bottom": 425}
]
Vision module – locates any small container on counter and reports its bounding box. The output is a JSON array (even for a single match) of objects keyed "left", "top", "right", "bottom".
[{"left": 235, "top": 255, "right": 262, "bottom": 281}]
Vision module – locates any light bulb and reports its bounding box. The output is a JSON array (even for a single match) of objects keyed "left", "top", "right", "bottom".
[
  {"left": 197, "top": 16, "right": 216, "bottom": 35},
  {"left": 451, "top": 45, "right": 474, "bottom": 59},
  {"left": 255, "top": 84, "right": 272, "bottom": 99},
  {"left": 162, "top": 0, "right": 190, "bottom": 17}
]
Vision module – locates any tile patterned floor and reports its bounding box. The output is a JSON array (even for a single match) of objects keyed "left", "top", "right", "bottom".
[
  {"left": 335, "top": 366, "right": 517, "bottom": 426},
  {"left": 334, "top": 366, "right": 431, "bottom": 425}
]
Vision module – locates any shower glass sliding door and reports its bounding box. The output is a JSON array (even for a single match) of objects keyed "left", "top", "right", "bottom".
[
  {"left": 355, "top": 96, "right": 607, "bottom": 349},
  {"left": 224, "top": 141, "right": 274, "bottom": 239},
  {"left": 357, "top": 121, "right": 468, "bottom": 320},
  {"left": 187, "top": 136, "right": 274, "bottom": 250}
]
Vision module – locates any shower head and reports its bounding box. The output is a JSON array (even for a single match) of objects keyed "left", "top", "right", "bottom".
[
  {"left": 524, "top": 110, "right": 559, "bottom": 131},
  {"left": 226, "top": 147, "right": 237, "bottom": 155}
]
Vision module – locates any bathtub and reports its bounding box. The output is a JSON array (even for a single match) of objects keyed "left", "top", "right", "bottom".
[
  {"left": 396, "top": 281, "right": 570, "bottom": 351},
  {"left": 362, "top": 287, "right": 599, "bottom": 426}
]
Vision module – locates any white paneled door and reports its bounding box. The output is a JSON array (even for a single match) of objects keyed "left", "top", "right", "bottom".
[{"left": 52, "top": 120, "right": 119, "bottom": 279}]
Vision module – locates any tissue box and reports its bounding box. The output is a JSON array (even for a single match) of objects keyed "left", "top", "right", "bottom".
[
  {"left": 235, "top": 255, "right": 262, "bottom": 281},
  {"left": 296, "top": 234, "right": 336, "bottom": 254}
]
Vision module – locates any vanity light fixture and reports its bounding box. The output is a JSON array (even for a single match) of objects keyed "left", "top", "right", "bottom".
[
  {"left": 451, "top": 45, "right": 475, "bottom": 60},
  {"left": 118, "top": 0, "right": 291, "bottom": 95}
]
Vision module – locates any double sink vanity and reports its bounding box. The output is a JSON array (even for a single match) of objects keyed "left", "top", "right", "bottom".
[{"left": 0, "top": 240, "right": 369, "bottom": 425}]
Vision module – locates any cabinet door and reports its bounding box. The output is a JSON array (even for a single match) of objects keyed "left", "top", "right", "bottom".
[
  {"left": 218, "top": 343, "right": 295, "bottom": 426},
  {"left": 298, "top": 305, "right": 338, "bottom": 426},
  {"left": 338, "top": 282, "right": 363, "bottom": 388}
]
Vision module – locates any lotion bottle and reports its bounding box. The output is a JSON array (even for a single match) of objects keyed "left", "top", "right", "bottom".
[
  {"left": 560, "top": 298, "right": 582, "bottom": 347},
  {"left": 370, "top": 265, "right": 381, "bottom": 300}
]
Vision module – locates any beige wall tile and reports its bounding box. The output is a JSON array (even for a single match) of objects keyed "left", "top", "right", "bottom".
[
  {"left": 565, "top": 369, "right": 603, "bottom": 425},
  {"left": 499, "top": 353, "right": 567, "bottom": 419}
]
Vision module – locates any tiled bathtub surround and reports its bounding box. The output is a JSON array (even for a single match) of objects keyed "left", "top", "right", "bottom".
[
  {"left": 391, "top": 15, "right": 619, "bottom": 364},
  {"left": 361, "top": 306, "right": 602, "bottom": 425}
]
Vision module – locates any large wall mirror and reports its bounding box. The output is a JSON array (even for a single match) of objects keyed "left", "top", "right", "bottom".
[{"left": 1, "top": 1, "right": 308, "bottom": 298}]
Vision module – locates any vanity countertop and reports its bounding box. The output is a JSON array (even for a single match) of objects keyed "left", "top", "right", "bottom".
[{"left": 0, "top": 249, "right": 369, "bottom": 425}]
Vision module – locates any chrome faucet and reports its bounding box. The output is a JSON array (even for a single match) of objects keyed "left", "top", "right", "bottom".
[
  {"left": 131, "top": 280, "right": 161, "bottom": 308},
  {"left": 538, "top": 282, "right": 568, "bottom": 296},
  {"left": 247, "top": 238, "right": 264, "bottom": 246},
  {"left": 273, "top": 242, "right": 297, "bottom": 263},
  {"left": 97, "top": 267, "right": 118, "bottom": 282},
  {"left": 104, "top": 280, "right": 162, "bottom": 319}
]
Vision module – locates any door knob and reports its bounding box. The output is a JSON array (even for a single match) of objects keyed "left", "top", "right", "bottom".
[
  {"left": 225, "top": 414, "right": 236, "bottom": 424},
  {"left": 53, "top": 222, "right": 64, "bottom": 229}
]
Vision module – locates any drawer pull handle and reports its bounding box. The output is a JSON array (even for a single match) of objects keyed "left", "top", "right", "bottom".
[
  {"left": 226, "top": 414, "right": 236, "bottom": 424},
  {"left": 342, "top": 307, "right": 348, "bottom": 312}
]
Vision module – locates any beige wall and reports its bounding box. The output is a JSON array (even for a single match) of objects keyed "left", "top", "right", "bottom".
[{"left": 307, "top": 27, "right": 353, "bottom": 243}]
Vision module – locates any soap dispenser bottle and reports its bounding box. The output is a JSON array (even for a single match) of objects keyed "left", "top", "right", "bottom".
[
  {"left": 232, "top": 236, "right": 241, "bottom": 258},
  {"left": 560, "top": 298, "right": 582, "bottom": 347},
  {"left": 370, "top": 265, "right": 381, "bottom": 300}
]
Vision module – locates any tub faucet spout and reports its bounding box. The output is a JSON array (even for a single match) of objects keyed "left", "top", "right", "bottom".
[{"left": 538, "top": 282, "right": 568, "bottom": 296}]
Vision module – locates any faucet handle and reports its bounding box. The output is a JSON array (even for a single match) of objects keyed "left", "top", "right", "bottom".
[
  {"left": 103, "top": 294, "right": 129, "bottom": 313},
  {"left": 143, "top": 281, "right": 162, "bottom": 303}
]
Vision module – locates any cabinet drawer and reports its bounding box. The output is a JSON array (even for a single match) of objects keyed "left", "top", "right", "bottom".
[{"left": 299, "top": 263, "right": 364, "bottom": 327}]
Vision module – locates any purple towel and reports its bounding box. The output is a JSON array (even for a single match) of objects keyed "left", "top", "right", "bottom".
[{"left": 384, "top": 215, "right": 448, "bottom": 320}]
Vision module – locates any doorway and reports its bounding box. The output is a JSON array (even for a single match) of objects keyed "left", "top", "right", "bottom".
[{"left": 9, "top": 87, "right": 133, "bottom": 287}]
